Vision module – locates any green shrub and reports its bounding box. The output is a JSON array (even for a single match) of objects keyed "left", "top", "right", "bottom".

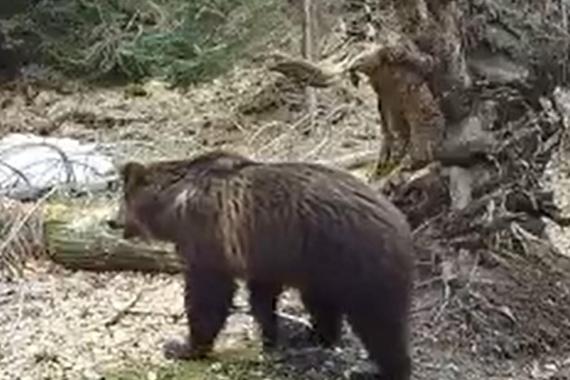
[{"left": 27, "top": 0, "right": 282, "bottom": 85}]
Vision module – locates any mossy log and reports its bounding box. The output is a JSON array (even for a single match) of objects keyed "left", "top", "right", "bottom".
[{"left": 43, "top": 201, "right": 183, "bottom": 274}]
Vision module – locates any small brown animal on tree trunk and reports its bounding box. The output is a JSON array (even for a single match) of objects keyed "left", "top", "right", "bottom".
[
  {"left": 117, "top": 150, "right": 416, "bottom": 380},
  {"left": 350, "top": 42, "right": 445, "bottom": 175}
]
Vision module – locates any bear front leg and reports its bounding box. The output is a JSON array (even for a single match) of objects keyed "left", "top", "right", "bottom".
[{"left": 164, "top": 264, "right": 236, "bottom": 360}]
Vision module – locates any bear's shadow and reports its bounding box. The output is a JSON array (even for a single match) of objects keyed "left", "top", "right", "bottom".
[{"left": 259, "top": 314, "right": 378, "bottom": 380}]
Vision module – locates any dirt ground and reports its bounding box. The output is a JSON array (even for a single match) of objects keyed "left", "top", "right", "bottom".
[
  {"left": 1, "top": 15, "right": 570, "bottom": 380},
  {"left": 1, "top": 259, "right": 568, "bottom": 380}
]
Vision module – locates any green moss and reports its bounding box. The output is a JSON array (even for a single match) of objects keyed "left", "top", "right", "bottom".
[
  {"left": 373, "top": 160, "right": 401, "bottom": 178},
  {"left": 105, "top": 346, "right": 292, "bottom": 380}
]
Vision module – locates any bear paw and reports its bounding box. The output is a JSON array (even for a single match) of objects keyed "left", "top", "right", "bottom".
[{"left": 163, "top": 338, "right": 209, "bottom": 360}]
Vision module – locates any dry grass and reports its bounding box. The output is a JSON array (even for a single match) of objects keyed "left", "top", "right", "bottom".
[{"left": 0, "top": 196, "right": 46, "bottom": 280}]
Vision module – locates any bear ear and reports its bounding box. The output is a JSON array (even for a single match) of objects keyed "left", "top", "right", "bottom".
[
  {"left": 120, "top": 162, "right": 148, "bottom": 188},
  {"left": 211, "top": 152, "right": 252, "bottom": 172},
  {"left": 216, "top": 156, "right": 243, "bottom": 171}
]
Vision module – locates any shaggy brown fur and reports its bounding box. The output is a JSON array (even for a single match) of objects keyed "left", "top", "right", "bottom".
[{"left": 118, "top": 150, "right": 415, "bottom": 380}]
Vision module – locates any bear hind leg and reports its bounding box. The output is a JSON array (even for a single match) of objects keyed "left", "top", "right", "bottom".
[
  {"left": 248, "top": 280, "right": 282, "bottom": 350},
  {"left": 301, "top": 290, "right": 343, "bottom": 348},
  {"left": 346, "top": 308, "right": 411, "bottom": 380}
]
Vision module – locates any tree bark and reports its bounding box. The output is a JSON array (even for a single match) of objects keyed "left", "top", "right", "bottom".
[
  {"left": 378, "top": 0, "right": 570, "bottom": 224},
  {"left": 43, "top": 203, "right": 183, "bottom": 274},
  {"left": 372, "top": 0, "right": 570, "bottom": 358},
  {"left": 267, "top": 0, "right": 570, "bottom": 359},
  {"left": 302, "top": 0, "right": 318, "bottom": 132}
]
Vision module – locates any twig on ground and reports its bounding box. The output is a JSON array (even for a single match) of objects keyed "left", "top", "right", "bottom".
[
  {"left": 301, "top": 104, "right": 351, "bottom": 160},
  {"left": 4, "top": 281, "right": 28, "bottom": 350},
  {"left": 276, "top": 311, "right": 312, "bottom": 330},
  {"left": 104, "top": 291, "right": 144, "bottom": 327},
  {"left": 318, "top": 150, "right": 377, "bottom": 170},
  {"left": 121, "top": 309, "right": 185, "bottom": 320}
]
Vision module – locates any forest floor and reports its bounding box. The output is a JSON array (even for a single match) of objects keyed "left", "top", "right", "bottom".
[
  {"left": 2, "top": 5, "right": 570, "bottom": 379},
  {"left": 0, "top": 55, "right": 569, "bottom": 380}
]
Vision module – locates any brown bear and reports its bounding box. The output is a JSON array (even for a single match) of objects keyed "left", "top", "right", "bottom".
[{"left": 117, "top": 150, "right": 415, "bottom": 380}]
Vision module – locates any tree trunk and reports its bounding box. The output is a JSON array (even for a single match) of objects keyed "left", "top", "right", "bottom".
[
  {"left": 302, "top": 0, "right": 318, "bottom": 133},
  {"left": 43, "top": 202, "right": 183, "bottom": 274},
  {"left": 365, "top": 0, "right": 570, "bottom": 358},
  {"left": 266, "top": 0, "right": 570, "bottom": 361},
  {"left": 376, "top": 0, "right": 570, "bottom": 228}
]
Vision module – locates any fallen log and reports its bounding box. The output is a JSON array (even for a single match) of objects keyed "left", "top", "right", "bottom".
[{"left": 43, "top": 200, "right": 183, "bottom": 274}]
